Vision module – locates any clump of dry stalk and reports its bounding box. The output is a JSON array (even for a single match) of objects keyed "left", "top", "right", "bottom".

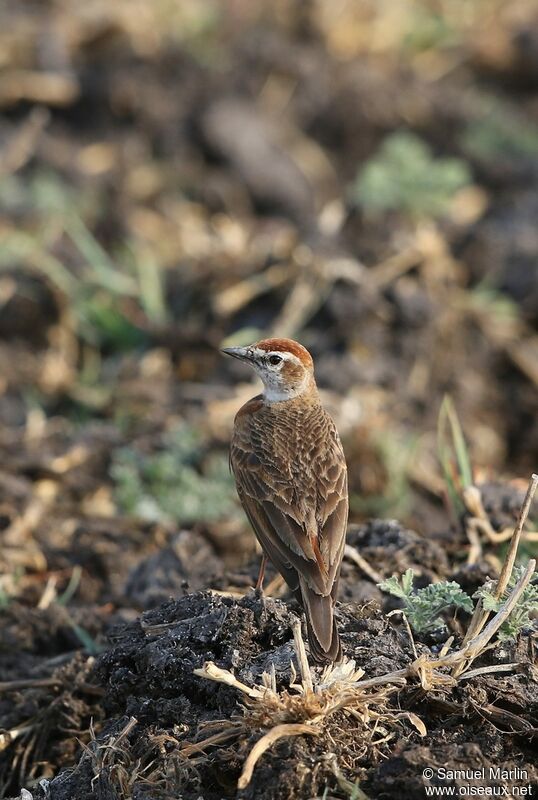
[
  {"left": 463, "top": 482, "right": 538, "bottom": 568},
  {"left": 80, "top": 716, "right": 179, "bottom": 798},
  {"left": 82, "top": 716, "right": 140, "bottom": 795},
  {"left": 190, "top": 474, "right": 537, "bottom": 791},
  {"left": 192, "top": 619, "right": 420, "bottom": 791}
]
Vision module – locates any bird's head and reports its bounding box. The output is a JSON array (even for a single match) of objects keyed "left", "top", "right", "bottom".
[{"left": 222, "top": 337, "right": 315, "bottom": 402}]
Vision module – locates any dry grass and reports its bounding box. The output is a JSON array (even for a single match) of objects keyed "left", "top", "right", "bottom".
[{"left": 192, "top": 639, "right": 413, "bottom": 792}]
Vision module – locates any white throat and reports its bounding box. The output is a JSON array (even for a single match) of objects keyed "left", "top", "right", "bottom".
[
  {"left": 263, "top": 387, "right": 295, "bottom": 402},
  {"left": 262, "top": 374, "right": 310, "bottom": 403}
]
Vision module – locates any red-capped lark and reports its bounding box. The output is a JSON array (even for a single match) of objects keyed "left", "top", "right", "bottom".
[{"left": 223, "top": 338, "right": 348, "bottom": 663}]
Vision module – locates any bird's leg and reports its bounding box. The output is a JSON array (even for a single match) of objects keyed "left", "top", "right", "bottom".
[{"left": 255, "top": 554, "right": 267, "bottom": 595}]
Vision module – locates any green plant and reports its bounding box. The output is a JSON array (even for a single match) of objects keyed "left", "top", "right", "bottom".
[
  {"left": 353, "top": 131, "right": 471, "bottom": 218},
  {"left": 0, "top": 566, "right": 25, "bottom": 608},
  {"left": 0, "top": 170, "right": 168, "bottom": 355},
  {"left": 77, "top": 290, "right": 146, "bottom": 351},
  {"left": 350, "top": 430, "right": 416, "bottom": 520},
  {"left": 111, "top": 425, "right": 238, "bottom": 525},
  {"left": 378, "top": 569, "right": 473, "bottom": 634},
  {"left": 403, "top": 8, "right": 459, "bottom": 53},
  {"left": 380, "top": 562, "right": 538, "bottom": 642},
  {"left": 461, "top": 103, "right": 538, "bottom": 162},
  {"left": 437, "top": 395, "right": 473, "bottom": 516},
  {"left": 466, "top": 284, "right": 520, "bottom": 324},
  {"left": 474, "top": 565, "right": 538, "bottom": 642}
]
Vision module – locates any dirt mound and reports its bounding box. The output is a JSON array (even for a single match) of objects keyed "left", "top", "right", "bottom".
[{"left": 6, "top": 583, "right": 533, "bottom": 800}]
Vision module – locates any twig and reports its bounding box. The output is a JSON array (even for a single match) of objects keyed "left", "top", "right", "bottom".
[
  {"left": 291, "top": 618, "right": 313, "bottom": 694},
  {"left": 452, "top": 473, "right": 537, "bottom": 677},
  {"left": 464, "top": 485, "right": 538, "bottom": 545},
  {"left": 37, "top": 575, "right": 58, "bottom": 609},
  {"left": 495, "top": 474, "right": 538, "bottom": 600},
  {"left": 463, "top": 515, "right": 483, "bottom": 565},
  {"left": 457, "top": 594, "right": 486, "bottom": 656},
  {"left": 0, "top": 70, "right": 79, "bottom": 107},
  {"left": 214, "top": 265, "right": 291, "bottom": 316},
  {"left": 469, "top": 700, "right": 533, "bottom": 732},
  {"left": 0, "top": 677, "right": 60, "bottom": 693},
  {"left": 112, "top": 716, "right": 138, "bottom": 746},
  {"left": 458, "top": 663, "right": 521, "bottom": 681},
  {"left": 0, "top": 724, "right": 36, "bottom": 753},
  {"left": 193, "top": 662, "right": 265, "bottom": 699},
  {"left": 237, "top": 724, "right": 319, "bottom": 790},
  {"left": 344, "top": 545, "right": 383, "bottom": 584},
  {"left": 459, "top": 559, "right": 535, "bottom": 665},
  {"left": 263, "top": 573, "right": 286, "bottom": 597},
  {"left": 439, "top": 635, "right": 454, "bottom": 658},
  {"left": 368, "top": 245, "right": 421, "bottom": 290},
  {"left": 387, "top": 610, "right": 418, "bottom": 660},
  {"left": 0, "top": 107, "right": 50, "bottom": 176},
  {"left": 353, "top": 672, "right": 408, "bottom": 689},
  {"left": 180, "top": 725, "right": 245, "bottom": 757},
  {"left": 441, "top": 559, "right": 536, "bottom": 675}
]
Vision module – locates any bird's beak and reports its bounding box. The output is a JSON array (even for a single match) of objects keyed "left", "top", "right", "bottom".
[{"left": 221, "top": 346, "right": 255, "bottom": 363}]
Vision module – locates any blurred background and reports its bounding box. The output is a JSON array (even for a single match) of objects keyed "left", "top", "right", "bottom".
[
  {"left": 1, "top": 0, "right": 538, "bottom": 608},
  {"left": 2, "top": 1, "right": 538, "bottom": 793}
]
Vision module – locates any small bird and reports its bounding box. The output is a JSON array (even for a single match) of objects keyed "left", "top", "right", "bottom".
[{"left": 222, "top": 338, "right": 348, "bottom": 662}]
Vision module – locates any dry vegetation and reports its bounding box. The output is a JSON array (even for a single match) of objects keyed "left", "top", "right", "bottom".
[{"left": 1, "top": 1, "right": 538, "bottom": 798}]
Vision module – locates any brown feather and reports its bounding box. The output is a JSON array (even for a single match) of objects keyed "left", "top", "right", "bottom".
[{"left": 230, "top": 383, "right": 348, "bottom": 663}]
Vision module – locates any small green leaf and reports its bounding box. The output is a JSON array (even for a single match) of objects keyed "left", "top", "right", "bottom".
[
  {"left": 378, "top": 575, "right": 411, "bottom": 599},
  {"left": 480, "top": 593, "right": 501, "bottom": 613},
  {"left": 402, "top": 568, "right": 415, "bottom": 596}
]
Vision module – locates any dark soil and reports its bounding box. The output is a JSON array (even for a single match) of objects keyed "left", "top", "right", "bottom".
[{"left": 2, "top": 519, "right": 537, "bottom": 800}]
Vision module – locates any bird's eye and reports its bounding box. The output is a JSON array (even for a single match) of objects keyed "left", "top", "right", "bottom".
[{"left": 268, "top": 354, "right": 282, "bottom": 366}]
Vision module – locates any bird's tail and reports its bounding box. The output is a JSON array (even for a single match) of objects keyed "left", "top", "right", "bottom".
[{"left": 299, "top": 579, "right": 342, "bottom": 664}]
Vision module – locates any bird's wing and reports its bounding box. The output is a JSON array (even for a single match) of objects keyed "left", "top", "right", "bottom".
[
  {"left": 314, "top": 415, "right": 349, "bottom": 590},
  {"left": 230, "top": 410, "right": 348, "bottom": 598}
]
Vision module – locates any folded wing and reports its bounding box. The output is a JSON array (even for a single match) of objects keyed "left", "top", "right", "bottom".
[{"left": 230, "top": 409, "right": 348, "bottom": 661}]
